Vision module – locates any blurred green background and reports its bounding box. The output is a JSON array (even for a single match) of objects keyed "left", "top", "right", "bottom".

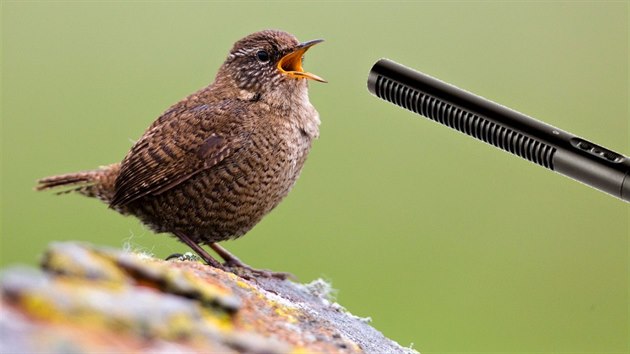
[{"left": 2, "top": 1, "right": 628, "bottom": 352}]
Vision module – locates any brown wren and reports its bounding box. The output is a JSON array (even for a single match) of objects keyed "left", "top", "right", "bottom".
[{"left": 36, "top": 30, "right": 325, "bottom": 278}]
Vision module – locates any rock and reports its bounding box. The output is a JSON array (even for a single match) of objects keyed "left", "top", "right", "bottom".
[{"left": 0, "top": 242, "right": 417, "bottom": 354}]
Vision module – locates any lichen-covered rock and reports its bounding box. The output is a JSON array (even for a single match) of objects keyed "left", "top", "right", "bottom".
[{"left": 0, "top": 242, "right": 417, "bottom": 354}]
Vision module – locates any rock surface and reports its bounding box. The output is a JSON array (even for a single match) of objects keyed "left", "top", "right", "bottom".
[{"left": 0, "top": 242, "right": 417, "bottom": 354}]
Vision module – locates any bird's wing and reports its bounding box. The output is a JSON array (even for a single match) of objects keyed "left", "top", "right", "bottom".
[{"left": 109, "top": 104, "right": 243, "bottom": 207}]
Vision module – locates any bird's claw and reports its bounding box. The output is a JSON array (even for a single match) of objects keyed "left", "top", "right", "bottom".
[{"left": 222, "top": 259, "right": 295, "bottom": 281}]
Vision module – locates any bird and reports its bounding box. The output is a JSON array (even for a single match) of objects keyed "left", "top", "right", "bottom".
[{"left": 36, "top": 30, "right": 326, "bottom": 279}]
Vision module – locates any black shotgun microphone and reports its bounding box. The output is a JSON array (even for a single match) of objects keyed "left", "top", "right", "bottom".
[{"left": 367, "top": 59, "right": 630, "bottom": 203}]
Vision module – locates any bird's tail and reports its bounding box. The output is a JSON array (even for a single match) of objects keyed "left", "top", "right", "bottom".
[{"left": 36, "top": 163, "right": 121, "bottom": 204}]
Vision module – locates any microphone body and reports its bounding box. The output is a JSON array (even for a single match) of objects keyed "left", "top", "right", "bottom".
[{"left": 367, "top": 59, "right": 630, "bottom": 203}]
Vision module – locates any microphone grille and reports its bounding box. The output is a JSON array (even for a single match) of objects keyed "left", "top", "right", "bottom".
[{"left": 374, "top": 75, "right": 556, "bottom": 170}]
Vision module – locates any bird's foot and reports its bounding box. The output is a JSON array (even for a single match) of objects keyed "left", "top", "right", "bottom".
[
  {"left": 209, "top": 242, "right": 295, "bottom": 280},
  {"left": 172, "top": 233, "right": 295, "bottom": 280},
  {"left": 222, "top": 258, "right": 295, "bottom": 281}
]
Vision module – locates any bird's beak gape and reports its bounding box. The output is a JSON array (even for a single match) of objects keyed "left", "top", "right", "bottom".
[{"left": 277, "top": 39, "right": 326, "bottom": 83}]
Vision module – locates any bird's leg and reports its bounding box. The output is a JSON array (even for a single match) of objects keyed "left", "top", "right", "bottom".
[
  {"left": 209, "top": 243, "right": 294, "bottom": 280},
  {"left": 208, "top": 243, "right": 245, "bottom": 266},
  {"left": 173, "top": 231, "right": 223, "bottom": 268}
]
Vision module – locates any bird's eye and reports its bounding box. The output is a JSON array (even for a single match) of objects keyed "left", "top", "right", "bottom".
[{"left": 256, "top": 50, "right": 270, "bottom": 62}]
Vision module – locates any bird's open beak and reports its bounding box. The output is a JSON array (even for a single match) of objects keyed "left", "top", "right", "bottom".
[{"left": 277, "top": 39, "right": 326, "bottom": 83}]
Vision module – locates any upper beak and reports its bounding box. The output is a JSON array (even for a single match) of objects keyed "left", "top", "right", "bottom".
[{"left": 277, "top": 39, "right": 326, "bottom": 83}]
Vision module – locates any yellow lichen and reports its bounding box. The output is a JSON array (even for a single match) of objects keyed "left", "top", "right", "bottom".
[
  {"left": 291, "top": 347, "right": 312, "bottom": 354},
  {"left": 273, "top": 306, "right": 298, "bottom": 324},
  {"left": 159, "top": 312, "right": 196, "bottom": 339},
  {"left": 202, "top": 311, "right": 234, "bottom": 332},
  {"left": 43, "top": 244, "right": 128, "bottom": 284},
  {"left": 236, "top": 279, "right": 251, "bottom": 289},
  {"left": 180, "top": 270, "right": 232, "bottom": 301},
  {"left": 20, "top": 294, "right": 62, "bottom": 321}
]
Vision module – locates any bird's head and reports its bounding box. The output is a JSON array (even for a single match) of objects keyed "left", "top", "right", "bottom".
[{"left": 218, "top": 30, "right": 325, "bottom": 98}]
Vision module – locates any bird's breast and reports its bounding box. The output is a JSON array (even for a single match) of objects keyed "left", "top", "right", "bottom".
[{"left": 235, "top": 105, "right": 316, "bottom": 196}]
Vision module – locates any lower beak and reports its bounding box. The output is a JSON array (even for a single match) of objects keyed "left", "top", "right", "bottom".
[{"left": 277, "top": 39, "right": 326, "bottom": 83}]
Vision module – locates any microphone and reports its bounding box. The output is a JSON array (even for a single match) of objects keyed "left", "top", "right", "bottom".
[{"left": 367, "top": 58, "right": 630, "bottom": 203}]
